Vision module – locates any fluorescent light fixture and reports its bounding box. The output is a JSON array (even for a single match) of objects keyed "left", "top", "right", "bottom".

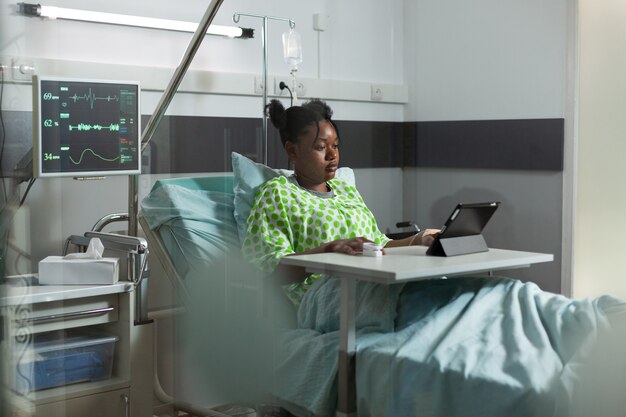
[{"left": 18, "top": 3, "right": 254, "bottom": 38}]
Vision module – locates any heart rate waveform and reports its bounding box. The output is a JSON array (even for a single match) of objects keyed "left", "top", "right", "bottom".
[
  {"left": 69, "top": 88, "right": 120, "bottom": 109},
  {"left": 68, "top": 148, "right": 122, "bottom": 165},
  {"left": 37, "top": 78, "right": 141, "bottom": 177},
  {"left": 68, "top": 123, "right": 120, "bottom": 132}
]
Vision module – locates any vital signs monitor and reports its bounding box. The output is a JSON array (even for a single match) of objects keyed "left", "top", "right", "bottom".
[{"left": 33, "top": 76, "right": 141, "bottom": 178}]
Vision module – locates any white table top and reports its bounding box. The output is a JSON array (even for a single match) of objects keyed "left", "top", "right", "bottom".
[
  {"left": 281, "top": 246, "right": 553, "bottom": 284},
  {"left": 0, "top": 277, "right": 133, "bottom": 306}
]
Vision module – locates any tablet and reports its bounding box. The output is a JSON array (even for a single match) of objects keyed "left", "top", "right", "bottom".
[{"left": 426, "top": 201, "right": 500, "bottom": 256}]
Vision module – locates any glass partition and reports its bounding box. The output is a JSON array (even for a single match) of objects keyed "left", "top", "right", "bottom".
[{"left": 0, "top": 0, "right": 573, "bottom": 416}]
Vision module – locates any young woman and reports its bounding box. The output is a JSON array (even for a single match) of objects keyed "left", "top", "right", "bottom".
[{"left": 242, "top": 99, "right": 438, "bottom": 304}]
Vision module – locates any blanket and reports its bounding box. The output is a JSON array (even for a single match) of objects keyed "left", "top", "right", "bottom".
[{"left": 272, "top": 275, "right": 626, "bottom": 417}]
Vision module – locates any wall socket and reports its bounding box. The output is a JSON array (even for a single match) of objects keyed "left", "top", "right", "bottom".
[
  {"left": 371, "top": 84, "right": 383, "bottom": 101},
  {"left": 11, "top": 58, "right": 35, "bottom": 81},
  {"left": 254, "top": 76, "right": 265, "bottom": 95},
  {"left": 0, "top": 57, "right": 35, "bottom": 81},
  {"left": 275, "top": 78, "right": 306, "bottom": 97}
]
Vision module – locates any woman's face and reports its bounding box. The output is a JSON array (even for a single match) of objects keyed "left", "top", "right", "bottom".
[{"left": 286, "top": 120, "right": 340, "bottom": 192}]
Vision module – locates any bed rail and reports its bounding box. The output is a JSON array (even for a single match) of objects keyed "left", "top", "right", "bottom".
[{"left": 137, "top": 211, "right": 190, "bottom": 302}]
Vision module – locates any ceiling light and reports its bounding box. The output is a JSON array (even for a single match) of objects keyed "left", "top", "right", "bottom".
[{"left": 18, "top": 3, "right": 254, "bottom": 39}]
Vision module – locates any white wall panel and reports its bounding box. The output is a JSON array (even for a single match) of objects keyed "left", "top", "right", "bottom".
[
  {"left": 403, "top": 167, "right": 563, "bottom": 293},
  {"left": 353, "top": 168, "right": 404, "bottom": 234},
  {"left": 403, "top": 0, "right": 568, "bottom": 121},
  {"left": 1, "top": 0, "right": 404, "bottom": 90},
  {"left": 574, "top": 0, "right": 626, "bottom": 299}
]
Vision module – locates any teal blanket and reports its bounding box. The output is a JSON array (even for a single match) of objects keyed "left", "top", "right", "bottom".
[{"left": 274, "top": 275, "right": 626, "bottom": 417}]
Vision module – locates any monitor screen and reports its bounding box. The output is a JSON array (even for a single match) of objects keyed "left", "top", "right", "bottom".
[{"left": 33, "top": 76, "right": 141, "bottom": 178}]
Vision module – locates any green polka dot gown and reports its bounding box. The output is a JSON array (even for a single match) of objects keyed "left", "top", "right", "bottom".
[{"left": 243, "top": 176, "right": 390, "bottom": 304}]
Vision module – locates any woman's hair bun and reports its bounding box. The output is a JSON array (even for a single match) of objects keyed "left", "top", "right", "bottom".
[
  {"left": 265, "top": 99, "right": 287, "bottom": 130},
  {"left": 265, "top": 98, "right": 335, "bottom": 146},
  {"left": 303, "top": 99, "right": 333, "bottom": 121}
]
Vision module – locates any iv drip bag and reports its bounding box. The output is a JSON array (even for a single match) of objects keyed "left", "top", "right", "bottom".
[{"left": 282, "top": 28, "right": 303, "bottom": 70}]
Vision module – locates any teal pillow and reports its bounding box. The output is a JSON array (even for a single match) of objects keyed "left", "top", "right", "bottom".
[
  {"left": 140, "top": 183, "right": 240, "bottom": 278},
  {"left": 231, "top": 152, "right": 356, "bottom": 243}
]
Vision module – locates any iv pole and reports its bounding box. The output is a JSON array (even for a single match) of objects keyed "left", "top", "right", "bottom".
[{"left": 232, "top": 12, "right": 295, "bottom": 166}]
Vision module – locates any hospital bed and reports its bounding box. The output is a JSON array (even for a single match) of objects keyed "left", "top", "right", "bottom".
[{"left": 138, "top": 154, "right": 626, "bottom": 417}]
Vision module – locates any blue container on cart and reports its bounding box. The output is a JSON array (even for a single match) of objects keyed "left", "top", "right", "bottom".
[{"left": 15, "top": 329, "right": 118, "bottom": 393}]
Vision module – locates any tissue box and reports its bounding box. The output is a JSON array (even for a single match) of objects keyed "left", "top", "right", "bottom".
[{"left": 38, "top": 256, "right": 120, "bottom": 285}]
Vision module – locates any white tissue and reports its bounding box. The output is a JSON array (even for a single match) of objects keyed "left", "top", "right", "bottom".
[
  {"left": 64, "top": 238, "right": 104, "bottom": 260},
  {"left": 39, "top": 237, "right": 119, "bottom": 285}
]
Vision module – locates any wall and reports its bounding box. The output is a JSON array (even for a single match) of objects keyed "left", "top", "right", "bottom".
[
  {"left": 574, "top": 0, "right": 626, "bottom": 298},
  {"left": 405, "top": 168, "right": 563, "bottom": 292},
  {"left": 403, "top": 0, "right": 567, "bottom": 121},
  {"left": 0, "top": 0, "right": 407, "bottom": 274},
  {"left": 401, "top": 0, "right": 570, "bottom": 293}
]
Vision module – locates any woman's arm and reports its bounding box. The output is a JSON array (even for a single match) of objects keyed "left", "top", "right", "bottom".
[
  {"left": 275, "top": 230, "right": 440, "bottom": 284},
  {"left": 277, "top": 231, "right": 440, "bottom": 283},
  {"left": 384, "top": 229, "right": 440, "bottom": 248},
  {"left": 275, "top": 237, "right": 373, "bottom": 284}
]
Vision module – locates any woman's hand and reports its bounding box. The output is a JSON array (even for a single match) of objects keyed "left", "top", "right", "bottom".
[
  {"left": 284, "top": 236, "right": 374, "bottom": 263},
  {"left": 286, "top": 237, "right": 374, "bottom": 257},
  {"left": 279, "top": 237, "right": 373, "bottom": 283},
  {"left": 323, "top": 237, "right": 372, "bottom": 255},
  {"left": 415, "top": 229, "right": 440, "bottom": 246}
]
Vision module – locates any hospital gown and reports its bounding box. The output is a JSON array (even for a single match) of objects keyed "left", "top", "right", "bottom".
[{"left": 242, "top": 175, "right": 389, "bottom": 304}]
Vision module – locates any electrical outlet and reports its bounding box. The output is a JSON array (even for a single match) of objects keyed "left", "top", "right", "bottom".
[
  {"left": 371, "top": 84, "right": 383, "bottom": 101},
  {"left": 11, "top": 58, "right": 35, "bottom": 81},
  {"left": 275, "top": 78, "right": 306, "bottom": 97},
  {"left": 294, "top": 80, "right": 306, "bottom": 97},
  {"left": 275, "top": 79, "right": 292, "bottom": 96},
  {"left": 254, "top": 76, "right": 265, "bottom": 95},
  {"left": 313, "top": 13, "right": 328, "bottom": 32}
]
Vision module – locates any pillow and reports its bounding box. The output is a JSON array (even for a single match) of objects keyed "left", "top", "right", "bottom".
[
  {"left": 140, "top": 183, "right": 240, "bottom": 279},
  {"left": 231, "top": 152, "right": 356, "bottom": 243}
]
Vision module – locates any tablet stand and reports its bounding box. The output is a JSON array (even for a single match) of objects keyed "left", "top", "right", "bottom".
[{"left": 426, "top": 234, "right": 488, "bottom": 257}]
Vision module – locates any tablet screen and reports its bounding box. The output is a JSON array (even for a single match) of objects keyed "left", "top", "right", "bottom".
[{"left": 438, "top": 202, "right": 500, "bottom": 238}]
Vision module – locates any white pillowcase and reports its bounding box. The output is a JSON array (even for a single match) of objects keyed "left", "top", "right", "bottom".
[{"left": 231, "top": 152, "right": 355, "bottom": 243}]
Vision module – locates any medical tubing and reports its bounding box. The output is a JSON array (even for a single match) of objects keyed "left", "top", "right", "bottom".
[{"left": 408, "top": 233, "right": 421, "bottom": 246}]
